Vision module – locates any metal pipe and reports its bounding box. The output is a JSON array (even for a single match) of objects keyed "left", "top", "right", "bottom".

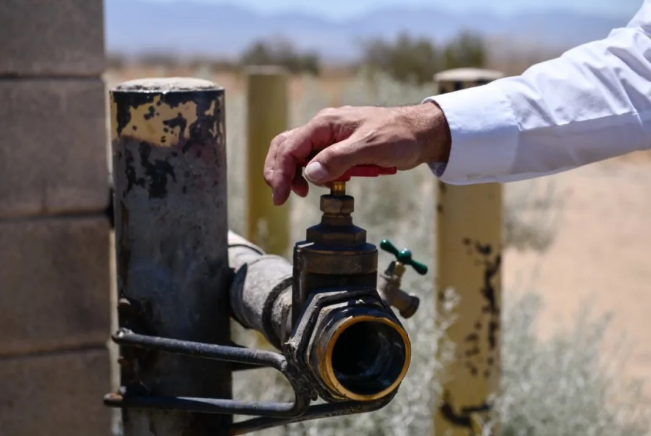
[
  {"left": 110, "top": 77, "right": 232, "bottom": 435},
  {"left": 434, "top": 68, "right": 504, "bottom": 436},
  {"left": 308, "top": 307, "right": 410, "bottom": 401},
  {"left": 106, "top": 329, "right": 309, "bottom": 419},
  {"left": 228, "top": 231, "right": 293, "bottom": 349}
]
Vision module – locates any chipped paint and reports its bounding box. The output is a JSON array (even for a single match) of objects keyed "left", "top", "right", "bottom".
[
  {"left": 110, "top": 93, "right": 210, "bottom": 147},
  {"left": 109, "top": 77, "right": 232, "bottom": 435},
  {"left": 435, "top": 183, "right": 503, "bottom": 436},
  {"left": 434, "top": 70, "right": 504, "bottom": 436}
]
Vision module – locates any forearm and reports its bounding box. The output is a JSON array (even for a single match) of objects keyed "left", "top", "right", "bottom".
[{"left": 425, "top": 5, "right": 651, "bottom": 184}]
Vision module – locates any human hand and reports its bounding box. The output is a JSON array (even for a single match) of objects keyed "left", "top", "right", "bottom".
[{"left": 263, "top": 101, "right": 451, "bottom": 205}]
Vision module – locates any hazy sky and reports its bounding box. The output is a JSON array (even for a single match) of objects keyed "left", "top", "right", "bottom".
[{"left": 153, "top": 0, "right": 642, "bottom": 20}]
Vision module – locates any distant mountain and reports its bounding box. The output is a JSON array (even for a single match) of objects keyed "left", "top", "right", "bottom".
[{"left": 105, "top": 0, "right": 630, "bottom": 61}]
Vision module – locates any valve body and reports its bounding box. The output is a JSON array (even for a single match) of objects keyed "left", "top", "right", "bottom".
[
  {"left": 292, "top": 190, "right": 377, "bottom": 323},
  {"left": 289, "top": 187, "right": 410, "bottom": 402},
  {"left": 228, "top": 187, "right": 411, "bottom": 404}
]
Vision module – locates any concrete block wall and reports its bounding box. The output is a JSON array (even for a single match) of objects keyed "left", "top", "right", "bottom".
[{"left": 0, "top": 1, "right": 112, "bottom": 435}]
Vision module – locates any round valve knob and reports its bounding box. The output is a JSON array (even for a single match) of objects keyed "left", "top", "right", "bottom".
[
  {"left": 380, "top": 239, "right": 428, "bottom": 275},
  {"left": 301, "top": 161, "right": 397, "bottom": 182}
]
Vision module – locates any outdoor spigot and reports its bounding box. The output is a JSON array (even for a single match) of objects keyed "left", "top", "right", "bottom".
[
  {"left": 377, "top": 239, "right": 428, "bottom": 319},
  {"left": 288, "top": 163, "right": 410, "bottom": 403},
  {"left": 292, "top": 161, "right": 398, "bottom": 316}
]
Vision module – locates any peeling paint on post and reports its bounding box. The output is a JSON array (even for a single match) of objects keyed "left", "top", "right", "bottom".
[
  {"left": 110, "top": 78, "right": 231, "bottom": 436},
  {"left": 434, "top": 69, "right": 504, "bottom": 436}
]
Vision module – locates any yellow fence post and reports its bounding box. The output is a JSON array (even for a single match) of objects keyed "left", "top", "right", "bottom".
[
  {"left": 245, "top": 66, "right": 290, "bottom": 256},
  {"left": 434, "top": 68, "right": 504, "bottom": 436}
]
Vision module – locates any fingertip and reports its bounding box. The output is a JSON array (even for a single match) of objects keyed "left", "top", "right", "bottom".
[
  {"left": 291, "top": 175, "right": 309, "bottom": 198},
  {"left": 272, "top": 184, "right": 291, "bottom": 206},
  {"left": 304, "top": 161, "right": 330, "bottom": 184}
]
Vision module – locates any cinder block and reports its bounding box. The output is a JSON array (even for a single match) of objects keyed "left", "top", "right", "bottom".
[
  {"left": 0, "top": 0, "right": 105, "bottom": 76},
  {"left": 0, "top": 216, "right": 111, "bottom": 356},
  {"left": 0, "top": 79, "right": 109, "bottom": 218},
  {"left": 0, "top": 349, "right": 112, "bottom": 436}
]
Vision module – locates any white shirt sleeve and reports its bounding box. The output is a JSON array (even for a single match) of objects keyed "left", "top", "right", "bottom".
[{"left": 424, "top": 0, "right": 651, "bottom": 185}]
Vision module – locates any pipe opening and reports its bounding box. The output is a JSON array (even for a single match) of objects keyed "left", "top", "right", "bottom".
[{"left": 330, "top": 319, "right": 408, "bottom": 397}]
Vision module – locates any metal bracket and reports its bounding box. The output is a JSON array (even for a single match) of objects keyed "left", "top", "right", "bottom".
[{"left": 105, "top": 328, "right": 394, "bottom": 435}]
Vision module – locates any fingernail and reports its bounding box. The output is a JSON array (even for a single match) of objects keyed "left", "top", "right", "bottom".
[
  {"left": 271, "top": 189, "right": 278, "bottom": 204},
  {"left": 305, "top": 162, "right": 328, "bottom": 183}
]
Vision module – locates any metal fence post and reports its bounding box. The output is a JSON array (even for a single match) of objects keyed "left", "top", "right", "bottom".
[
  {"left": 433, "top": 68, "right": 504, "bottom": 436},
  {"left": 245, "top": 66, "right": 290, "bottom": 256},
  {"left": 110, "top": 77, "right": 232, "bottom": 435}
]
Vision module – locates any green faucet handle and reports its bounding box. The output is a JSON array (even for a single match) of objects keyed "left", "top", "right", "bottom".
[{"left": 380, "top": 239, "right": 428, "bottom": 275}]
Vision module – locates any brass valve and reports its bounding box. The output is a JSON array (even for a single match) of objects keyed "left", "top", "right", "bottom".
[
  {"left": 290, "top": 163, "right": 411, "bottom": 403},
  {"left": 377, "top": 239, "right": 428, "bottom": 319}
]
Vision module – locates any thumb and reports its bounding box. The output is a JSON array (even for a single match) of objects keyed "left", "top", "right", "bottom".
[{"left": 304, "top": 135, "right": 378, "bottom": 184}]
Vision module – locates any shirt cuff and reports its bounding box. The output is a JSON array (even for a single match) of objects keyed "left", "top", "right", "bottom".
[{"left": 422, "top": 82, "right": 521, "bottom": 185}]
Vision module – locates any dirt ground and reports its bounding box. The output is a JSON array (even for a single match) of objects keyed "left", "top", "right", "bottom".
[{"left": 505, "top": 150, "right": 651, "bottom": 392}]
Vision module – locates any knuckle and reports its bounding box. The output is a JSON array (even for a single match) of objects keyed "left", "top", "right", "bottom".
[
  {"left": 277, "top": 137, "right": 294, "bottom": 156},
  {"left": 271, "top": 131, "right": 289, "bottom": 147},
  {"left": 316, "top": 107, "right": 338, "bottom": 121},
  {"left": 319, "top": 147, "right": 344, "bottom": 169}
]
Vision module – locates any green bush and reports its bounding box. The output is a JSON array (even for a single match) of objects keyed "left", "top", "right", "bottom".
[
  {"left": 240, "top": 37, "right": 321, "bottom": 76},
  {"left": 498, "top": 292, "right": 651, "bottom": 436},
  {"left": 443, "top": 31, "right": 486, "bottom": 70},
  {"left": 359, "top": 32, "right": 487, "bottom": 85}
]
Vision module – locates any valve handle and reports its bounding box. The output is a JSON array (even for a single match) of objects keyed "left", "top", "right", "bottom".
[
  {"left": 301, "top": 160, "right": 397, "bottom": 182},
  {"left": 336, "top": 165, "right": 397, "bottom": 182},
  {"left": 380, "top": 239, "right": 428, "bottom": 275}
]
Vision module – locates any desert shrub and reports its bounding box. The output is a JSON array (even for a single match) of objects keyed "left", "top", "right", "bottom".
[
  {"left": 359, "top": 31, "right": 487, "bottom": 85},
  {"left": 443, "top": 31, "right": 487, "bottom": 70},
  {"left": 498, "top": 291, "right": 651, "bottom": 436},
  {"left": 503, "top": 177, "right": 565, "bottom": 253},
  {"left": 240, "top": 37, "right": 321, "bottom": 76},
  {"left": 360, "top": 33, "right": 443, "bottom": 85}
]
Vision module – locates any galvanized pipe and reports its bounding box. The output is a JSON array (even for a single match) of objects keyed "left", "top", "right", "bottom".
[
  {"left": 228, "top": 231, "right": 293, "bottom": 349},
  {"left": 110, "top": 77, "right": 231, "bottom": 435}
]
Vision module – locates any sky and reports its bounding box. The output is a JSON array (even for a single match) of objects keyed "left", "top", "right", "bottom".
[{"left": 150, "top": 0, "right": 642, "bottom": 20}]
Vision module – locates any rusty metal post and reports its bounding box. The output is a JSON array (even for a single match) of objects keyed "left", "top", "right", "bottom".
[
  {"left": 433, "top": 68, "right": 504, "bottom": 436},
  {"left": 110, "top": 78, "right": 231, "bottom": 435},
  {"left": 245, "top": 66, "right": 290, "bottom": 256}
]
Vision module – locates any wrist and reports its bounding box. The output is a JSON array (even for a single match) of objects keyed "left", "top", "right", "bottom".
[{"left": 410, "top": 100, "right": 451, "bottom": 164}]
